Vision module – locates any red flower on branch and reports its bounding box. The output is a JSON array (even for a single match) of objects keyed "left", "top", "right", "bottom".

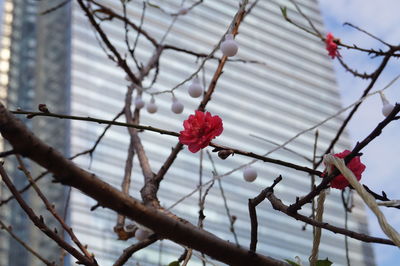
[
  {"left": 179, "top": 110, "right": 223, "bottom": 153},
  {"left": 325, "top": 33, "right": 340, "bottom": 59},
  {"left": 324, "top": 150, "right": 366, "bottom": 190}
]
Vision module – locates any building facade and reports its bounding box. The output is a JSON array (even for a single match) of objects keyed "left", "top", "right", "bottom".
[{"left": 0, "top": 0, "right": 375, "bottom": 265}]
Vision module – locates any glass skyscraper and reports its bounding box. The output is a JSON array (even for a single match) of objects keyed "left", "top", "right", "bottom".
[{"left": 0, "top": 0, "right": 375, "bottom": 265}]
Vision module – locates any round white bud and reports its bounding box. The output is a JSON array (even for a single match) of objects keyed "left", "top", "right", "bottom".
[
  {"left": 171, "top": 98, "right": 184, "bottom": 114},
  {"left": 125, "top": 74, "right": 131, "bottom": 81},
  {"left": 135, "top": 96, "right": 145, "bottom": 109},
  {"left": 243, "top": 167, "right": 257, "bottom": 182},
  {"left": 135, "top": 228, "right": 151, "bottom": 241},
  {"left": 188, "top": 78, "right": 203, "bottom": 98},
  {"left": 221, "top": 34, "right": 238, "bottom": 57},
  {"left": 147, "top": 98, "right": 158, "bottom": 114},
  {"left": 382, "top": 103, "right": 395, "bottom": 117}
]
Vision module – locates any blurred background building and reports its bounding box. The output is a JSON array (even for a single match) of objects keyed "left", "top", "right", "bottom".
[{"left": 0, "top": 0, "right": 375, "bottom": 265}]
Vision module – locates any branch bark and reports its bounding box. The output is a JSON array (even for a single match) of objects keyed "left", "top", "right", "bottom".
[{"left": 0, "top": 104, "right": 288, "bottom": 266}]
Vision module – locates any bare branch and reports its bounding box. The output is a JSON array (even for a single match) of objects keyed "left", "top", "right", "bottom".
[
  {"left": 248, "top": 176, "right": 283, "bottom": 252},
  {"left": 0, "top": 219, "right": 55, "bottom": 266}
]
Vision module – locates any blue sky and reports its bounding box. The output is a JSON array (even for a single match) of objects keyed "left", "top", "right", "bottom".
[{"left": 319, "top": 0, "right": 400, "bottom": 265}]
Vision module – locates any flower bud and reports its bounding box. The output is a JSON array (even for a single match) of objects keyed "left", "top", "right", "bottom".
[
  {"left": 147, "top": 98, "right": 158, "bottom": 114},
  {"left": 379, "top": 91, "right": 395, "bottom": 117},
  {"left": 218, "top": 149, "right": 233, "bottom": 160},
  {"left": 243, "top": 167, "right": 257, "bottom": 182},
  {"left": 135, "top": 228, "right": 151, "bottom": 241},
  {"left": 135, "top": 96, "right": 145, "bottom": 109},
  {"left": 171, "top": 97, "right": 184, "bottom": 114},
  {"left": 221, "top": 34, "right": 238, "bottom": 57},
  {"left": 188, "top": 77, "right": 203, "bottom": 98},
  {"left": 382, "top": 103, "right": 395, "bottom": 117}
]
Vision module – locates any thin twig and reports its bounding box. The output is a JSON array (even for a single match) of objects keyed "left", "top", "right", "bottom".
[
  {"left": 40, "top": 0, "right": 70, "bottom": 15},
  {"left": 289, "top": 0, "right": 322, "bottom": 39},
  {"left": 343, "top": 22, "right": 390, "bottom": 47},
  {"left": 16, "top": 155, "right": 96, "bottom": 264},
  {"left": 288, "top": 103, "right": 400, "bottom": 213},
  {"left": 341, "top": 189, "right": 352, "bottom": 266},
  {"left": 113, "top": 235, "right": 158, "bottom": 266},
  {"left": 207, "top": 151, "right": 240, "bottom": 246},
  {"left": 0, "top": 170, "right": 49, "bottom": 207},
  {"left": 248, "top": 176, "right": 283, "bottom": 252},
  {"left": 266, "top": 192, "right": 394, "bottom": 245},
  {"left": 0, "top": 219, "right": 55, "bottom": 266},
  {"left": 0, "top": 164, "right": 96, "bottom": 265},
  {"left": 12, "top": 110, "right": 179, "bottom": 137},
  {"left": 315, "top": 52, "right": 393, "bottom": 167},
  {"left": 250, "top": 134, "right": 312, "bottom": 163}
]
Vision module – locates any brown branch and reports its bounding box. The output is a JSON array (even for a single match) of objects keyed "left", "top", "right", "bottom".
[
  {"left": 12, "top": 110, "right": 179, "bottom": 137},
  {"left": 315, "top": 50, "right": 393, "bottom": 167},
  {"left": 363, "top": 185, "right": 400, "bottom": 209},
  {"left": 0, "top": 170, "right": 48, "bottom": 207},
  {"left": 114, "top": 135, "right": 135, "bottom": 238},
  {"left": 11, "top": 109, "right": 321, "bottom": 179},
  {"left": 71, "top": 110, "right": 124, "bottom": 159},
  {"left": 0, "top": 149, "right": 16, "bottom": 157},
  {"left": 337, "top": 55, "right": 374, "bottom": 79},
  {"left": 15, "top": 155, "right": 97, "bottom": 264},
  {"left": 211, "top": 143, "right": 322, "bottom": 176},
  {"left": 248, "top": 176, "right": 283, "bottom": 252},
  {"left": 0, "top": 219, "right": 56, "bottom": 266},
  {"left": 343, "top": 22, "right": 390, "bottom": 47},
  {"left": 0, "top": 164, "right": 97, "bottom": 266},
  {"left": 77, "top": 0, "right": 140, "bottom": 84},
  {"left": 113, "top": 235, "right": 158, "bottom": 266},
  {"left": 40, "top": 0, "right": 70, "bottom": 15},
  {"left": 89, "top": 0, "right": 158, "bottom": 46},
  {"left": 207, "top": 151, "right": 239, "bottom": 247},
  {"left": 0, "top": 103, "right": 288, "bottom": 266},
  {"left": 288, "top": 103, "right": 400, "bottom": 213},
  {"left": 267, "top": 192, "right": 394, "bottom": 245}
]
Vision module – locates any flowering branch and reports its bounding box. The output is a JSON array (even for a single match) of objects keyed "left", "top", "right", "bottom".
[
  {"left": 288, "top": 103, "right": 400, "bottom": 213},
  {"left": 0, "top": 103, "right": 288, "bottom": 266}
]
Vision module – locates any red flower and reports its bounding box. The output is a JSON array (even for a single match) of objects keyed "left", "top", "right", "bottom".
[
  {"left": 325, "top": 33, "right": 340, "bottom": 59},
  {"left": 324, "top": 150, "right": 366, "bottom": 189},
  {"left": 179, "top": 111, "right": 223, "bottom": 153}
]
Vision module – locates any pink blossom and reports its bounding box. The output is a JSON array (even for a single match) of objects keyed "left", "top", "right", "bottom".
[
  {"left": 179, "top": 111, "right": 223, "bottom": 153},
  {"left": 324, "top": 150, "right": 366, "bottom": 190},
  {"left": 325, "top": 33, "right": 340, "bottom": 59}
]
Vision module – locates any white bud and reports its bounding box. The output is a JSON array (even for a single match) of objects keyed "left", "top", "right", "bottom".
[
  {"left": 123, "top": 223, "right": 136, "bottom": 233},
  {"left": 125, "top": 74, "right": 131, "bottom": 81},
  {"left": 188, "top": 77, "right": 203, "bottom": 98},
  {"left": 171, "top": 97, "right": 184, "bottom": 114},
  {"left": 135, "top": 96, "right": 145, "bottom": 109},
  {"left": 147, "top": 98, "right": 158, "bottom": 114},
  {"left": 135, "top": 228, "right": 151, "bottom": 241},
  {"left": 379, "top": 91, "right": 395, "bottom": 117},
  {"left": 221, "top": 34, "right": 238, "bottom": 57},
  {"left": 382, "top": 103, "right": 395, "bottom": 117},
  {"left": 243, "top": 167, "right": 257, "bottom": 182},
  {"left": 178, "top": 7, "right": 188, "bottom": 15}
]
